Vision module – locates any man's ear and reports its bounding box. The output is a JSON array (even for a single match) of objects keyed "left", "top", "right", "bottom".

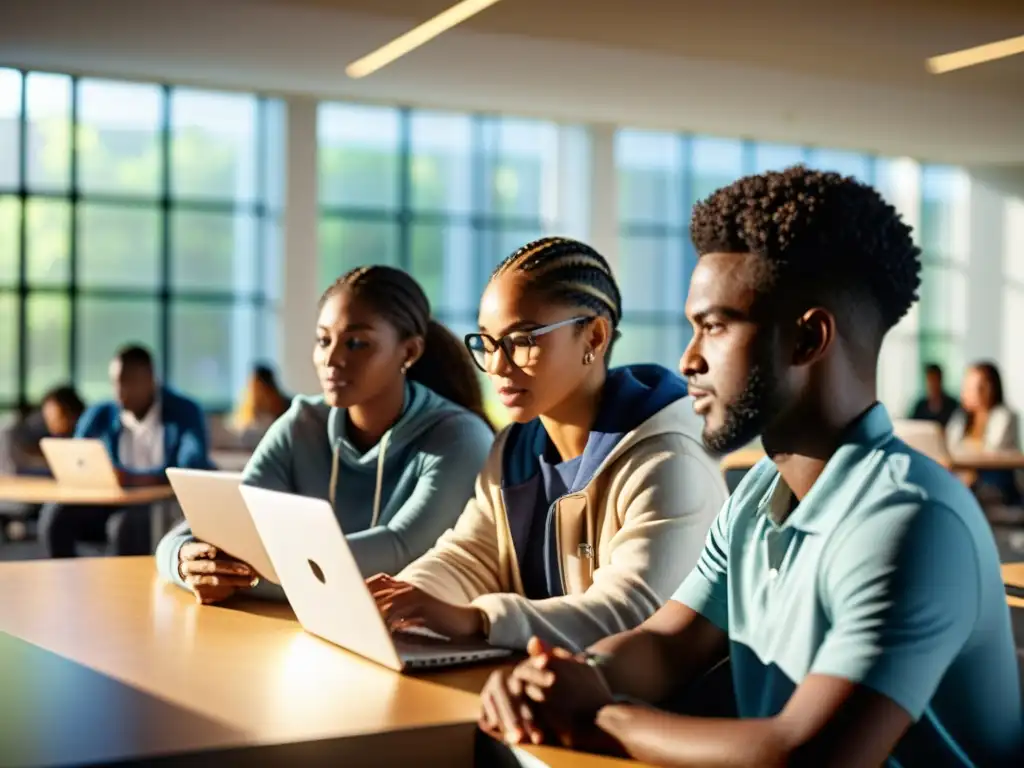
[{"left": 792, "top": 307, "right": 836, "bottom": 366}]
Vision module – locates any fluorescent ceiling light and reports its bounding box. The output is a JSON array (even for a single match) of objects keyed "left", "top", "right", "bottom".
[
  {"left": 346, "top": 0, "right": 504, "bottom": 79},
  {"left": 926, "top": 33, "right": 1024, "bottom": 74}
]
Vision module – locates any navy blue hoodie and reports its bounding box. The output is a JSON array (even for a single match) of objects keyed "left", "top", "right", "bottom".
[{"left": 499, "top": 364, "right": 688, "bottom": 598}]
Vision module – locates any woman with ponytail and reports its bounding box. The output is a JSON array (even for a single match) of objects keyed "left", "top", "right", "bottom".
[{"left": 156, "top": 266, "right": 494, "bottom": 605}]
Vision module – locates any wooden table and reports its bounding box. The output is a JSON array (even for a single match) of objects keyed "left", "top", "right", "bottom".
[
  {"left": 0, "top": 476, "right": 177, "bottom": 551},
  {"left": 950, "top": 452, "right": 1024, "bottom": 471},
  {"left": 0, "top": 557, "right": 640, "bottom": 767},
  {"left": 1004, "top": 563, "right": 1024, "bottom": 609},
  {"left": 719, "top": 447, "right": 767, "bottom": 472},
  {"left": 211, "top": 448, "right": 252, "bottom": 472},
  {"left": 1003, "top": 563, "right": 1024, "bottom": 588},
  {"left": 507, "top": 745, "right": 651, "bottom": 767}
]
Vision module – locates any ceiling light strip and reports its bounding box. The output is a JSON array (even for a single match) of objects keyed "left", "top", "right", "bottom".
[
  {"left": 346, "top": 0, "right": 504, "bottom": 79},
  {"left": 926, "top": 33, "right": 1024, "bottom": 74}
]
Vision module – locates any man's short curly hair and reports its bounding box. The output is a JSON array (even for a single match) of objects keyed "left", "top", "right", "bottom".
[{"left": 690, "top": 165, "right": 921, "bottom": 335}]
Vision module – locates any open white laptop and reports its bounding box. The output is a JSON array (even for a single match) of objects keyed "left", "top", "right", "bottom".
[
  {"left": 239, "top": 485, "right": 512, "bottom": 672},
  {"left": 165, "top": 468, "right": 278, "bottom": 583},
  {"left": 40, "top": 438, "right": 120, "bottom": 490}
]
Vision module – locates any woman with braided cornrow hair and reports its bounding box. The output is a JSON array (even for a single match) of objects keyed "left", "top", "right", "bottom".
[
  {"left": 369, "top": 237, "right": 726, "bottom": 653},
  {"left": 156, "top": 265, "right": 494, "bottom": 605}
]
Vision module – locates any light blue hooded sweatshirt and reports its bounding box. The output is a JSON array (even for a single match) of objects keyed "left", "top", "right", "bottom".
[{"left": 156, "top": 381, "right": 494, "bottom": 598}]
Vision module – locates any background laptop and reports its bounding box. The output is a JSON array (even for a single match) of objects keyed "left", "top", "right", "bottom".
[
  {"left": 892, "top": 418, "right": 953, "bottom": 467},
  {"left": 166, "top": 469, "right": 278, "bottom": 583},
  {"left": 239, "top": 485, "right": 512, "bottom": 672},
  {"left": 40, "top": 438, "right": 120, "bottom": 490}
]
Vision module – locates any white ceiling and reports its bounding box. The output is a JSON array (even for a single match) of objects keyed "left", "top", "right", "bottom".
[
  {"left": 2, "top": 0, "right": 1023, "bottom": 164},
  {"left": 288, "top": 0, "right": 1024, "bottom": 95}
]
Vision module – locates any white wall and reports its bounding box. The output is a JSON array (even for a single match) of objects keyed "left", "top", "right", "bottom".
[{"left": 280, "top": 97, "right": 321, "bottom": 396}]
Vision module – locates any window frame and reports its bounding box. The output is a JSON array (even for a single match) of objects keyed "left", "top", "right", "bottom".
[
  {"left": 0, "top": 70, "right": 281, "bottom": 412},
  {"left": 316, "top": 105, "right": 560, "bottom": 329}
]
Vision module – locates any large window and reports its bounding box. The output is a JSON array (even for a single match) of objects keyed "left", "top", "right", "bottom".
[
  {"left": 318, "top": 104, "right": 585, "bottom": 427},
  {"left": 614, "top": 129, "right": 947, "bottom": 416},
  {"left": 318, "top": 104, "right": 577, "bottom": 335},
  {"left": 0, "top": 70, "right": 283, "bottom": 411},
  {"left": 917, "top": 165, "right": 969, "bottom": 390},
  {"left": 615, "top": 133, "right": 823, "bottom": 370},
  {"left": 874, "top": 157, "right": 924, "bottom": 413},
  {"left": 615, "top": 130, "right": 698, "bottom": 368}
]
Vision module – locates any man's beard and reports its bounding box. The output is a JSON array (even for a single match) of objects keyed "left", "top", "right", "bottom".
[{"left": 702, "top": 363, "right": 776, "bottom": 455}]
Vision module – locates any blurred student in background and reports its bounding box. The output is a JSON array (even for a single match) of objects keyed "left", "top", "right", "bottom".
[
  {"left": 0, "top": 385, "right": 86, "bottom": 478},
  {"left": 908, "top": 362, "right": 958, "bottom": 427},
  {"left": 368, "top": 237, "right": 726, "bottom": 653},
  {"left": 40, "top": 385, "right": 86, "bottom": 439},
  {"left": 229, "top": 363, "right": 290, "bottom": 447},
  {"left": 39, "top": 345, "right": 212, "bottom": 558},
  {"left": 947, "top": 360, "right": 1022, "bottom": 503},
  {"left": 0, "top": 385, "right": 86, "bottom": 533},
  {"left": 157, "top": 266, "right": 494, "bottom": 605}
]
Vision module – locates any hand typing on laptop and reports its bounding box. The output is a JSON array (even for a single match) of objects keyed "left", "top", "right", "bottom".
[
  {"left": 367, "top": 573, "right": 488, "bottom": 640},
  {"left": 178, "top": 541, "right": 260, "bottom": 605}
]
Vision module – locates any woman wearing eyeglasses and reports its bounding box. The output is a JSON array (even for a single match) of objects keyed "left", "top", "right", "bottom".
[
  {"left": 156, "top": 266, "right": 494, "bottom": 604},
  {"left": 368, "top": 237, "right": 727, "bottom": 652}
]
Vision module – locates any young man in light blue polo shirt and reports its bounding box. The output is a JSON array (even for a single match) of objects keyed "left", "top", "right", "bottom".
[{"left": 477, "top": 166, "right": 1022, "bottom": 766}]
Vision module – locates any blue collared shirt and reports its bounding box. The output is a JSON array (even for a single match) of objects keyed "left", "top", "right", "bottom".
[{"left": 674, "top": 404, "right": 1022, "bottom": 766}]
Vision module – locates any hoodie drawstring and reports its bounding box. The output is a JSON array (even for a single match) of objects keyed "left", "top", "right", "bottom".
[
  {"left": 330, "top": 432, "right": 391, "bottom": 529},
  {"left": 371, "top": 430, "right": 391, "bottom": 528},
  {"left": 328, "top": 442, "right": 340, "bottom": 512}
]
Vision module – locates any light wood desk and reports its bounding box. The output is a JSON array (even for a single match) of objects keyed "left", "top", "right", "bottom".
[
  {"left": 719, "top": 447, "right": 766, "bottom": 472},
  {"left": 211, "top": 448, "right": 253, "bottom": 472},
  {"left": 1001, "top": 563, "right": 1024, "bottom": 609},
  {"left": 510, "top": 744, "right": 652, "bottom": 767},
  {"left": 1003, "top": 563, "right": 1024, "bottom": 589},
  {"left": 950, "top": 451, "right": 1024, "bottom": 471},
  {"left": 0, "top": 476, "right": 174, "bottom": 506},
  {"left": 0, "top": 476, "right": 176, "bottom": 550},
  {"left": 0, "top": 557, "right": 485, "bottom": 765},
  {"left": 0, "top": 557, "right": 644, "bottom": 767}
]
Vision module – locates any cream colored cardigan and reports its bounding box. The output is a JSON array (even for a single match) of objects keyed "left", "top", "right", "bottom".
[{"left": 396, "top": 398, "right": 727, "bottom": 651}]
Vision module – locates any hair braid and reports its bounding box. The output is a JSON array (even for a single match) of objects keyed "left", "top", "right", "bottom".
[{"left": 491, "top": 236, "right": 623, "bottom": 359}]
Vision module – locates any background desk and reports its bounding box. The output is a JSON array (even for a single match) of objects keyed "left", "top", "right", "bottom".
[
  {"left": 0, "top": 557, "right": 643, "bottom": 767},
  {"left": 210, "top": 448, "right": 252, "bottom": 472},
  {"left": 720, "top": 448, "right": 1024, "bottom": 473},
  {"left": 1004, "top": 562, "right": 1024, "bottom": 609},
  {"left": 0, "top": 477, "right": 176, "bottom": 550}
]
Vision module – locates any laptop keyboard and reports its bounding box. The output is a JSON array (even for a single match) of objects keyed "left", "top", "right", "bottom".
[{"left": 393, "top": 634, "right": 512, "bottom": 668}]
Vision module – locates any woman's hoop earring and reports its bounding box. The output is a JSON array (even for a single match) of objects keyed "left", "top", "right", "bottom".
[{"left": 583, "top": 350, "right": 595, "bottom": 366}]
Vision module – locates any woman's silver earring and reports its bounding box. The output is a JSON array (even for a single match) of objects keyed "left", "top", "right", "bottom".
[
  {"left": 401, "top": 362, "right": 410, "bottom": 374},
  {"left": 583, "top": 350, "right": 595, "bottom": 366}
]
